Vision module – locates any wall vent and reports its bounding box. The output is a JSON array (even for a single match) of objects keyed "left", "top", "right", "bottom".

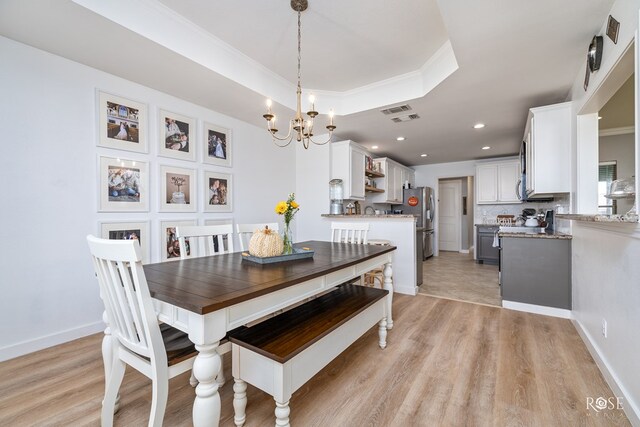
[
  {"left": 380, "top": 104, "right": 412, "bottom": 115},
  {"left": 391, "top": 114, "right": 420, "bottom": 123}
]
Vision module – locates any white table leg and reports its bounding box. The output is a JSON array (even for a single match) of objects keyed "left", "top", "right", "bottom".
[
  {"left": 192, "top": 342, "right": 222, "bottom": 427},
  {"left": 378, "top": 317, "right": 387, "bottom": 349},
  {"left": 101, "top": 310, "right": 120, "bottom": 412},
  {"left": 233, "top": 378, "right": 247, "bottom": 427},
  {"left": 275, "top": 400, "right": 290, "bottom": 427},
  {"left": 383, "top": 262, "right": 394, "bottom": 329}
]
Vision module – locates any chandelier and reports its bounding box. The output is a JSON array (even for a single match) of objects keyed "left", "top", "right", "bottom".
[{"left": 262, "top": 0, "right": 336, "bottom": 149}]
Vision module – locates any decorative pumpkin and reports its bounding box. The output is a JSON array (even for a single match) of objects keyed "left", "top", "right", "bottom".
[{"left": 249, "top": 226, "right": 284, "bottom": 257}]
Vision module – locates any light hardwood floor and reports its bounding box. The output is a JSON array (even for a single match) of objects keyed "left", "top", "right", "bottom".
[
  {"left": 0, "top": 295, "right": 629, "bottom": 426},
  {"left": 419, "top": 251, "right": 502, "bottom": 306}
]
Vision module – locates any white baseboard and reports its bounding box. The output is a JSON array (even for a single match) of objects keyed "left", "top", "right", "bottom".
[
  {"left": 459, "top": 249, "right": 470, "bottom": 254},
  {"left": 0, "top": 321, "right": 104, "bottom": 362},
  {"left": 502, "top": 300, "right": 572, "bottom": 319},
  {"left": 572, "top": 318, "right": 640, "bottom": 426}
]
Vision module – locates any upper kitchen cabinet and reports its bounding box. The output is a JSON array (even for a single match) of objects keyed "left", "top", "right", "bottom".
[
  {"left": 476, "top": 159, "right": 521, "bottom": 204},
  {"left": 369, "top": 158, "right": 414, "bottom": 204},
  {"left": 330, "top": 140, "right": 367, "bottom": 200},
  {"left": 524, "top": 102, "right": 572, "bottom": 196}
]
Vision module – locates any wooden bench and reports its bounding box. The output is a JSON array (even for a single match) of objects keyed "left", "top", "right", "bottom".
[{"left": 228, "top": 284, "right": 389, "bottom": 427}]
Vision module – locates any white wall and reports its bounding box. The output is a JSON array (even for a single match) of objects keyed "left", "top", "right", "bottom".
[
  {"left": 0, "top": 36, "right": 295, "bottom": 361},
  {"left": 565, "top": 0, "right": 640, "bottom": 423}
]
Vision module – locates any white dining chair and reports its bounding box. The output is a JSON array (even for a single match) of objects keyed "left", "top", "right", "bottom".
[
  {"left": 330, "top": 222, "right": 370, "bottom": 244},
  {"left": 86, "top": 235, "right": 197, "bottom": 427},
  {"left": 236, "top": 222, "right": 280, "bottom": 252},
  {"left": 175, "top": 224, "right": 235, "bottom": 259}
]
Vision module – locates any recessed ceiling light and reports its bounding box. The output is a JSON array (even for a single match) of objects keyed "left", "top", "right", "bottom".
[
  {"left": 474, "top": 123, "right": 486, "bottom": 129},
  {"left": 420, "top": 154, "right": 428, "bottom": 157},
  {"left": 482, "top": 146, "right": 491, "bottom": 150},
  {"left": 371, "top": 145, "right": 379, "bottom": 149},
  {"left": 396, "top": 136, "right": 405, "bottom": 141},
  {"left": 598, "top": 116, "right": 602, "bottom": 120}
]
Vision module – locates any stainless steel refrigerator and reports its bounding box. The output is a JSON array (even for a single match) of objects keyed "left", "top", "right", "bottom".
[{"left": 401, "top": 187, "right": 435, "bottom": 260}]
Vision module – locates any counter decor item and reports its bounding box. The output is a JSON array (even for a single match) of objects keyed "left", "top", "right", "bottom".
[
  {"left": 329, "top": 179, "right": 344, "bottom": 215},
  {"left": 605, "top": 176, "right": 636, "bottom": 215},
  {"left": 275, "top": 193, "right": 300, "bottom": 254},
  {"left": 249, "top": 226, "right": 284, "bottom": 257}
]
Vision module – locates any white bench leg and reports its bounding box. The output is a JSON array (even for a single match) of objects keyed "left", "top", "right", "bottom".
[
  {"left": 275, "top": 400, "right": 290, "bottom": 427},
  {"left": 378, "top": 317, "right": 387, "bottom": 349},
  {"left": 383, "top": 263, "right": 394, "bottom": 330},
  {"left": 233, "top": 378, "right": 247, "bottom": 427}
]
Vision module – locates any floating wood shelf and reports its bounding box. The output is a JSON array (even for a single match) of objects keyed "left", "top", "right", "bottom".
[
  {"left": 365, "top": 186, "right": 384, "bottom": 193},
  {"left": 365, "top": 169, "right": 385, "bottom": 178}
]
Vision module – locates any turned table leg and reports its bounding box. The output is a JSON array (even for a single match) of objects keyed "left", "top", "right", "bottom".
[
  {"left": 192, "top": 342, "right": 222, "bottom": 427},
  {"left": 275, "top": 400, "right": 290, "bottom": 427},
  {"left": 378, "top": 317, "right": 387, "bottom": 349},
  {"left": 383, "top": 262, "right": 394, "bottom": 329}
]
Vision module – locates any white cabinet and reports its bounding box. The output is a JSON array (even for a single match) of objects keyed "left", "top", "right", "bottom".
[
  {"left": 524, "top": 102, "right": 571, "bottom": 196},
  {"left": 476, "top": 160, "right": 521, "bottom": 204},
  {"left": 369, "top": 158, "right": 413, "bottom": 204},
  {"left": 330, "top": 140, "right": 367, "bottom": 200}
]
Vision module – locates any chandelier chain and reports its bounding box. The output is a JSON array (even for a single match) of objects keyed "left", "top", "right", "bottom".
[{"left": 297, "top": 11, "right": 302, "bottom": 86}]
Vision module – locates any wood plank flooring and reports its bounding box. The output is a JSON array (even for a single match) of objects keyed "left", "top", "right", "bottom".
[
  {"left": 0, "top": 295, "right": 629, "bottom": 426},
  {"left": 419, "top": 251, "right": 502, "bottom": 306}
]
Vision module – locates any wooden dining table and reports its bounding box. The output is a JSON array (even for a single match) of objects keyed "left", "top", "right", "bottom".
[{"left": 135, "top": 240, "right": 395, "bottom": 427}]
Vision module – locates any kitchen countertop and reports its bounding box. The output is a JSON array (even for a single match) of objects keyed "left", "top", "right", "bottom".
[
  {"left": 498, "top": 230, "right": 572, "bottom": 240},
  {"left": 556, "top": 213, "right": 639, "bottom": 223},
  {"left": 321, "top": 214, "right": 417, "bottom": 219}
]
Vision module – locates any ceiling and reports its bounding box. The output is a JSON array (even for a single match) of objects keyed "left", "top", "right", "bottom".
[{"left": 0, "top": 0, "right": 616, "bottom": 165}]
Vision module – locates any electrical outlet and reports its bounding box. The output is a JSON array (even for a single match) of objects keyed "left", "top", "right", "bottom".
[{"left": 602, "top": 319, "right": 608, "bottom": 338}]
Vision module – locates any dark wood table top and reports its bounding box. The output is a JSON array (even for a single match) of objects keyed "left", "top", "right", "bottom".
[{"left": 144, "top": 240, "right": 396, "bottom": 315}]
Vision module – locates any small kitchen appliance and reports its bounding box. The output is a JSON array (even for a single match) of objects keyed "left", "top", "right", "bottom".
[{"left": 329, "top": 179, "right": 344, "bottom": 215}]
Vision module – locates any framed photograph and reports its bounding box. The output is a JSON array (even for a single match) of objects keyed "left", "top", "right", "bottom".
[
  {"left": 159, "top": 109, "right": 196, "bottom": 161},
  {"left": 99, "top": 156, "right": 149, "bottom": 212},
  {"left": 203, "top": 122, "right": 232, "bottom": 167},
  {"left": 159, "top": 165, "right": 196, "bottom": 212},
  {"left": 160, "top": 219, "right": 196, "bottom": 261},
  {"left": 97, "top": 91, "right": 147, "bottom": 153},
  {"left": 607, "top": 15, "right": 620, "bottom": 44},
  {"left": 203, "top": 171, "right": 232, "bottom": 212},
  {"left": 101, "top": 221, "right": 150, "bottom": 264}
]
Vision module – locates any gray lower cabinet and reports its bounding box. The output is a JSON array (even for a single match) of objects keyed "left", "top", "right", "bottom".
[
  {"left": 500, "top": 237, "right": 571, "bottom": 309},
  {"left": 476, "top": 225, "right": 499, "bottom": 265}
]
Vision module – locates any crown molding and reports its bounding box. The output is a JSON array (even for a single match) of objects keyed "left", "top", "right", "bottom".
[{"left": 599, "top": 126, "right": 634, "bottom": 137}]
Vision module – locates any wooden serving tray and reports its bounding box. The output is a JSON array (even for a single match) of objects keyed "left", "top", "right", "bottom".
[{"left": 241, "top": 247, "right": 314, "bottom": 264}]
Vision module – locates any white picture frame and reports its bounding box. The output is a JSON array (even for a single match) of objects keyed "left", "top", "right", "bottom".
[
  {"left": 100, "top": 221, "right": 151, "bottom": 264},
  {"left": 203, "top": 171, "right": 232, "bottom": 212},
  {"left": 160, "top": 219, "right": 197, "bottom": 261},
  {"left": 159, "top": 165, "right": 196, "bottom": 212},
  {"left": 203, "top": 122, "right": 232, "bottom": 167},
  {"left": 159, "top": 109, "right": 196, "bottom": 162},
  {"left": 97, "top": 91, "right": 147, "bottom": 153},
  {"left": 99, "top": 156, "right": 149, "bottom": 212}
]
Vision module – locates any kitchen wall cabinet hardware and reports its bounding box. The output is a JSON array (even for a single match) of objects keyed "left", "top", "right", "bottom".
[
  {"left": 330, "top": 140, "right": 368, "bottom": 201},
  {"left": 475, "top": 225, "right": 499, "bottom": 264},
  {"left": 524, "top": 102, "right": 572, "bottom": 196},
  {"left": 476, "top": 160, "right": 521, "bottom": 204},
  {"left": 500, "top": 236, "right": 571, "bottom": 309}
]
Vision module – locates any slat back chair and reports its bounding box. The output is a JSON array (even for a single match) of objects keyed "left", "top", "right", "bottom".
[
  {"left": 175, "top": 224, "right": 235, "bottom": 259},
  {"left": 331, "top": 222, "right": 370, "bottom": 244},
  {"left": 86, "top": 235, "right": 196, "bottom": 427},
  {"left": 236, "top": 222, "right": 280, "bottom": 252}
]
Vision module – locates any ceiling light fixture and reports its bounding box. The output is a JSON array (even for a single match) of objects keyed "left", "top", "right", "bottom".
[
  {"left": 598, "top": 116, "right": 603, "bottom": 120},
  {"left": 482, "top": 146, "right": 491, "bottom": 150},
  {"left": 473, "top": 123, "right": 485, "bottom": 129},
  {"left": 262, "top": 0, "right": 335, "bottom": 149},
  {"left": 371, "top": 145, "right": 379, "bottom": 149},
  {"left": 396, "top": 136, "right": 405, "bottom": 141},
  {"left": 421, "top": 154, "right": 428, "bottom": 157}
]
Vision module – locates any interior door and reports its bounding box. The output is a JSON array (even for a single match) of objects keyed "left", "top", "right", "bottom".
[{"left": 438, "top": 180, "right": 461, "bottom": 252}]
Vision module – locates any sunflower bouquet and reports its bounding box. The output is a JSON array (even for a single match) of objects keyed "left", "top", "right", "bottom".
[{"left": 275, "top": 193, "right": 300, "bottom": 254}]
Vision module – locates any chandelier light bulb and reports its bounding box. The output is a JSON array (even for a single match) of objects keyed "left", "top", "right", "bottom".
[{"left": 266, "top": 98, "right": 272, "bottom": 108}]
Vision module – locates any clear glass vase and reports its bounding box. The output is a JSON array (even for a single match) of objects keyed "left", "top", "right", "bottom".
[{"left": 282, "top": 222, "right": 293, "bottom": 254}]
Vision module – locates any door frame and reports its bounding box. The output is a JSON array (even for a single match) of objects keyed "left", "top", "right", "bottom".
[{"left": 437, "top": 179, "right": 462, "bottom": 253}]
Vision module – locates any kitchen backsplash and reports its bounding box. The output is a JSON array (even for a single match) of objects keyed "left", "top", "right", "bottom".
[{"left": 474, "top": 194, "right": 570, "bottom": 224}]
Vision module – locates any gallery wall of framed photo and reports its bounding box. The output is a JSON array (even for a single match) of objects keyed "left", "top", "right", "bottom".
[{"left": 2, "top": 36, "right": 297, "bottom": 360}]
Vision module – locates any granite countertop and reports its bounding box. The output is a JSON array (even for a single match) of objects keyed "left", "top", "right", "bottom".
[
  {"left": 556, "top": 213, "right": 639, "bottom": 223},
  {"left": 321, "top": 214, "right": 417, "bottom": 219},
  {"left": 498, "top": 230, "right": 572, "bottom": 240}
]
